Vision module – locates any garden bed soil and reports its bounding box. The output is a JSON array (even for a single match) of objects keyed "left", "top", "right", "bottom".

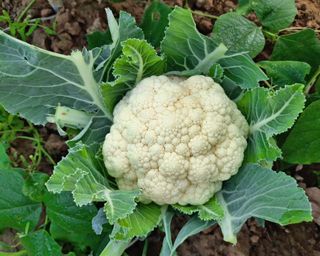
[{"left": 1, "top": 0, "right": 320, "bottom": 255}]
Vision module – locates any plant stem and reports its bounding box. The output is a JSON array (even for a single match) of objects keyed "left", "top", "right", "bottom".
[
  {"left": 190, "top": 10, "right": 219, "bottom": 20},
  {"left": 100, "top": 239, "right": 131, "bottom": 256},
  {"left": 279, "top": 26, "right": 320, "bottom": 34},
  {"left": 304, "top": 66, "right": 320, "bottom": 95},
  {"left": 17, "top": 0, "right": 37, "bottom": 22}
]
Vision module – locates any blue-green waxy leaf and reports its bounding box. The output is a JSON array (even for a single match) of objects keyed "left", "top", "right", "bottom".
[
  {"left": 251, "top": 0, "right": 297, "bottom": 32},
  {"left": 259, "top": 61, "right": 311, "bottom": 87},
  {"left": 238, "top": 84, "right": 305, "bottom": 162},
  {"left": 213, "top": 12, "right": 265, "bottom": 58},
  {"left": 282, "top": 100, "right": 320, "bottom": 164},
  {"left": 271, "top": 29, "right": 320, "bottom": 76},
  {"left": 0, "top": 30, "right": 111, "bottom": 123},
  {"left": 161, "top": 7, "right": 267, "bottom": 88},
  {"left": 217, "top": 164, "right": 312, "bottom": 244},
  {"left": 218, "top": 53, "right": 267, "bottom": 89},
  {"left": 21, "top": 230, "right": 62, "bottom": 256},
  {"left": 0, "top": 167, "right": 42, "bottom": 231},
  {"left": 140, "top": 1, "right": 172, "bottom": 47}
]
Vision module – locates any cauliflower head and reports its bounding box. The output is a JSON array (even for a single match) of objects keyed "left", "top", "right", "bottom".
[{"left": 103, "top": 75, "right": 249, "bottom": 205}]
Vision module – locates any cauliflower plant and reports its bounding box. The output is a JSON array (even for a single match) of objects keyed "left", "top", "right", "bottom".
[{"left": 103, "top": 75, "right": 249, "bottom": 205}]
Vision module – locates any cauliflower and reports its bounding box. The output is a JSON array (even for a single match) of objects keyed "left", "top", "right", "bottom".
[{"left": 103, "top": 75, "right": 249, "bottom": 205}]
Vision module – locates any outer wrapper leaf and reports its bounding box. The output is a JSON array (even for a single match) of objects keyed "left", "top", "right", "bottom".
[
  {"left": 217, "top": 164, "right": 312, "bottom": 244},
  {"left": 282, "top": 100, "right": 320, "bottom": 164},
  {"left": 238, "top": 84, "right": 305, "bottom": 162}
]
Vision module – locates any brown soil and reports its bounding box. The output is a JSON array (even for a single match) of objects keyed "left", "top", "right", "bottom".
[{"left": 1, "top": 0, "right": 320, "bottom": 256}]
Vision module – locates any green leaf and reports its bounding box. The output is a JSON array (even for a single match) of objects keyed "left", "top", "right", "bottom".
[
  {"left": 140, "top": 1, "right": 172, "bottom": 47},
  {"left": 212, "top": 12, "right": 265, "bottom": 58},
  {"left": 259, "top": 61, "right": 311, "bottom": 87},
  {"left": 161, "top": 7, "right": 228, "bottom": 75},
  {"left": 21, "top": 230, "right": 62, "bottom": 256},
  {"left": 216, "top": 164, "right": 312, "bottom": 244},
  {"left": 0, "top": 31, "right": 112, "bottom": 124},
  {"left": 161, "top": 7, "right": 266, "bottom": 88},
  {"left": 101, "top": 10, "right": 144, "bottom": 81},
  {"left": 114, "top": 203, "right": 162, "bottom": 240},
  {"left": 87, "top": 30, "right": 112, "bottom": 49},
  {"left": 46, "top": 143, "right": 139, "bottom": 223},
  {"left": 271, "top": 29, "right": 320, "bottom": 76},
  {"left": 251, "top": 0, "right": 297, "bottom": 32},
  {"left": 0, "top": 143, "right": 10, "bottom": 169},
  {"left": 219, "top": 53, "right": 267, "bottom": 89},
  {"left": 43, "top": 192, "right": 101, "bottom": 249},
  {"left": 238, "top": 84, "right": 305, "bottom": 162},
  {"left": 22, "top": 172, "right": 49, "bottom": 202},
  {"left": 0, "top": 168, "right": 42, "bottom": 231},
  {"left": 173, "top": 197, "right": 224, "bottom": 221},
  {"left": 282, "top": 100, "right": 320, "bottom": 164}
]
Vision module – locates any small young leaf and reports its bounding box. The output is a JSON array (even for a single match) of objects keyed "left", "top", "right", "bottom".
[
  {"left": 238, "top": 84, "right": 305, "bottom": 162},
  {"left": 271, "top": 29, "right": 320, "bottom": 76},
  {"left": 21, "top": 230, "right": 62, "bottom": 256},
  {"left": 140, "top": 1, "right": 172, "bottom": 47},
  {"left": 252, "top": 0, "right": 297, "bottom": 32},
  {"left": 173, "top": 196, "right": 224, "bottom": 221},
  {"left": 114, "top": 203, "right": 162, "bottom": 239},
  {"left": 259, "top": 61, "right": 311, "bottom": 87},
  {"left": 282, "top": 100, "right": 320, "bottom": 164},
  {"left": 101, "top": 10, "right": 144, "bottom": 81},
  {"left": 103, "top": 190, "right": 141, "bottom": 224},
  {"left": 213, "top": 12, "right": 265, "bottom": 58},
  {"left": 217, "top": 164, "right": 312, "bottom": 244},
  {"left": 102, "top": 39, "right": 165, "bottom": 112},
  {"left": 87, "top": 30, "right": 112, "bottom": 49},
  {"left": 0, "top": 167, "right": 42, "bottom": 231}
]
